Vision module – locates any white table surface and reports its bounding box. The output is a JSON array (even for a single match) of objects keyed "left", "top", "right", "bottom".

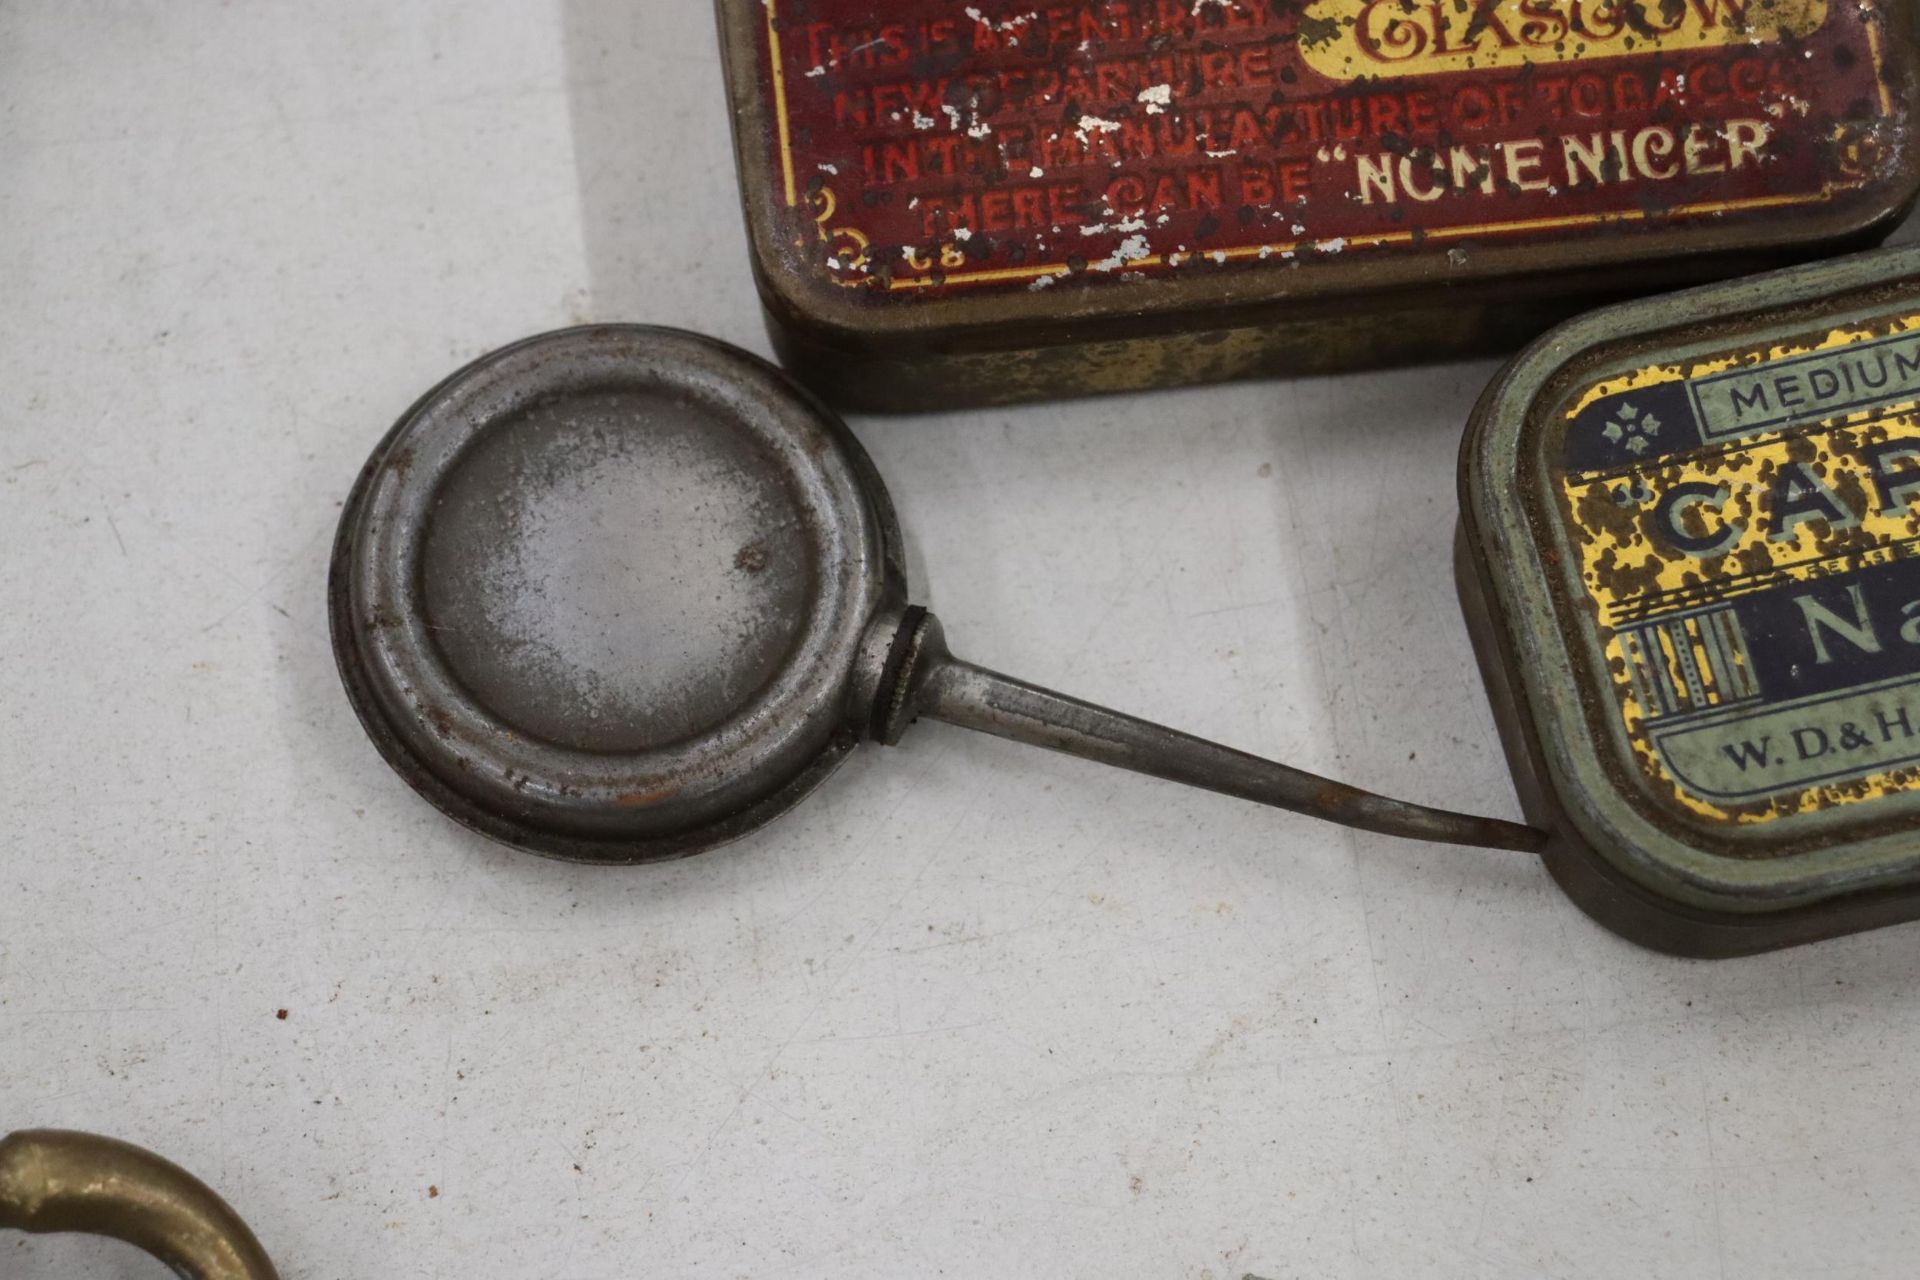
[{"left": 6, "top": 5, "right": 1920, "bottom": 1277}]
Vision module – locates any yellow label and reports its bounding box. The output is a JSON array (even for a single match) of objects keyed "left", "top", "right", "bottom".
[
  {"left": 1300, "top": 0, "right": 1830, "bottom": 81},
  {"left": 1552, "top": 313, "right": 1920, "bottom": 827}
]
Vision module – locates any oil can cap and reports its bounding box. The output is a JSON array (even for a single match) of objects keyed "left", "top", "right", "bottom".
[{"left": 328, "top": 326, "right": 899, "bottom": 862}]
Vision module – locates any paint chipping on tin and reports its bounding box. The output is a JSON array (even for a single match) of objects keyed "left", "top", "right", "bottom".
[
  {"left": 1090, "top": 233, "right": 1152, "bottom": 272},
  {"left": 747, "top": 0, "right": 1905, "bottom": 295}
]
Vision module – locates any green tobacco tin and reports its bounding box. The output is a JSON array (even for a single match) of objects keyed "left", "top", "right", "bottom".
[
  {"left": 1461, "top": 244, "right": 1920, "bottom": 956},
  {"left": 718, "top": 0, "right": 1920, "bottom": 410}
]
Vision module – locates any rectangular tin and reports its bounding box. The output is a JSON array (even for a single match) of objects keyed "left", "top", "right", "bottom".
[
  {"left": 1460, "top": 245, "right": 1920, "bottom": 956},
  {"left": 717, "top": 0, "right": 1920, "bottom": 411}
]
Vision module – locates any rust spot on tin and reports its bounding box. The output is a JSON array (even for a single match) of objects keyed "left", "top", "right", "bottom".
[
  {"left": 614, "top": 784, "right": 683, "bottom": 808},
  {"left": 734, "top": 541, "right": 770, "bottom": 574},
  {"left": 422, "top": 705, "right": 455, "bottom": 739}
]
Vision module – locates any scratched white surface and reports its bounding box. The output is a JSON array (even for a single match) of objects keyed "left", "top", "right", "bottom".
[{"left": 5, "top": 5, "right": 1920, "bottom": 1278}]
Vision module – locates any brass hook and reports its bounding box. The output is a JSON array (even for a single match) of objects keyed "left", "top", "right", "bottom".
[{"left": 0, "top": 1129, "right": 280, "bottom": 1279}]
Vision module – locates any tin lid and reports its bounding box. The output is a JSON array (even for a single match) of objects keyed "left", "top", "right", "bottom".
[
  {"left": 1461, "top": 244, "right": 1920, "bottom": 919},
  {"left": 328, "top": 327, "right": 904, "bottom": 862}
]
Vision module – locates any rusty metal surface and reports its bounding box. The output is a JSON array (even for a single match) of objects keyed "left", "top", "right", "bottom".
[
  {"left": 0, "top": 1130, "right": 280, "bottom": 1280},
  {"left": 1459, "top": 242, "right": 1920, "bottom": 954},
  {"left": 718, "top": 0, "right": 1920, "bottom": 409}
]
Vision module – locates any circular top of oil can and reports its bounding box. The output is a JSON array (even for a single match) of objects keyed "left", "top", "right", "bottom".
[{"left": 329, "top": 326, "right": 901, "bottom": 862}]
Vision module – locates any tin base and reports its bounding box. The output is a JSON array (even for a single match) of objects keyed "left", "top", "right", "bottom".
[
  {"left": 768, "top": 287, "right": 1569, "bottom": 411},
  {"left": 768, "top": 237, "right": 1906, "bottom": 412}
]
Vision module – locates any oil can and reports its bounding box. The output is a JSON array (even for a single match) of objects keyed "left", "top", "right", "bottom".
[
  {"left": 716, "top": 0, "right": 1920, "bottom": 410},
  {"left": 1460, "top": 244, "right": 1920, "bottom": 956}
]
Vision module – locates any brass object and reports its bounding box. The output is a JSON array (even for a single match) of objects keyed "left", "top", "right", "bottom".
[{"left": 0, "top": 1129, "right": 280, "bottom": 1279}]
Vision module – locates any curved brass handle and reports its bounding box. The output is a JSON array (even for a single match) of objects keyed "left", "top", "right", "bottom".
[{"left": 0, "top": 1129, "right": 280, "bottom": 1279}]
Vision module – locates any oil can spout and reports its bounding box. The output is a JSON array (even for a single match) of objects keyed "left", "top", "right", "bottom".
[{"left": 873, "top": 608, "right": 1548, "bottom": 855}]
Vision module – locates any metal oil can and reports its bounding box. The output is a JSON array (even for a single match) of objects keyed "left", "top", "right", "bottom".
[
  {"left": 1460, "top": 244, "right": 1920, "bottom": 956},
  {"left": 715, "top": 0, "right": 1920, "bottom": 410}
]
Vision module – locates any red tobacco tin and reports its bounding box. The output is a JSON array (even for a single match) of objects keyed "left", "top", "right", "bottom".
[{"left": 717, "top": 0, "right": 1920, "bottom": 409}]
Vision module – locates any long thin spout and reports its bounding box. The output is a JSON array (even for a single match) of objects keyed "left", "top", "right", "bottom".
[{"left": 875, "top": 610, "right": 1547, "bottom": 855}]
